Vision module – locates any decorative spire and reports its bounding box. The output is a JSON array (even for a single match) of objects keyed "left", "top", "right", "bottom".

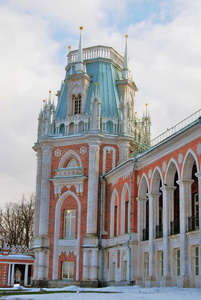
[
  {"left": 75, "top": 26, "right": 85, "bottom": 73},
  {"left": 122, "top": 34, "right": 131, "bottom": 80},
  {"left": 68, "top": 46, "right": 71, "bottom": 53},
  {"left": 49, "top": 90, "right": 51, "bottom": 102},
  {"left": 95, "top": 82, "right": 98, "bottom": 95},
  {"left": 123, "top": 34, "right": 128, "bottom": 70},
  {"left": 78, "top": 26, "right": 83, "bottom": 63}
]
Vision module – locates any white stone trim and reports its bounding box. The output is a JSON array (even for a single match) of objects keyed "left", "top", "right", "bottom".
[
  {"left": 52, "top": 191, "right": 81, "bottom": 281},
  {"left": 102, "top": 146, "right": 116, "bottom": 174},
  {"left": 58, "top": 150, "right": 82, "bottom": 169}
]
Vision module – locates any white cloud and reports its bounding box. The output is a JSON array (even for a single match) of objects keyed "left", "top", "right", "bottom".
[{"left": 0, "top": 0, "right": 200, "bottom": 205}]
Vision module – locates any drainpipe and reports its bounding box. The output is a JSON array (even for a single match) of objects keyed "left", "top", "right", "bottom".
[
  {"left": 100, "top": 175, "right": 104, "bottom": 287},
  {"left": 127, "top": 157, "right": 137, "bottom": 285}
]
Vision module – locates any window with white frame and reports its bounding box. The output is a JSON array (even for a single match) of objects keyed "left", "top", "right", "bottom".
[
  {"left": 62, "top": 261, "right": 74, "bottom": 280},
  {"left": 64, "top": 209, "right": 76, "bottom": 239},
  {"left": 158, "top": 251, "right": 163, "bottom": 278},
  {"left": 195, "top": 246, "right": 199, "bottom": 276},
  {"left": 73, "top": 94, "right": 81, "bottom": 115},
  {"left": 176, "top": 248, "right": 180, "bottom": 277}
]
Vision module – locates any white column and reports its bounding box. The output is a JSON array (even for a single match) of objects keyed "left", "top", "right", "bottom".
[
  {"left": 177, "top": 179, "right": 193, "bottom": 287},
  {"left": 34, "top": 151, "right": 42, "bottom": 237},
  {"left": 24, "top": 264, "right": 29, "bottom": 286},
  {"left": 83, "top": 250, "right": 90, "bottom": 280},
  {"left": 91, "top": 250, "right": 98, "bottom": 280},
  {"left": 33, "top": 250, "right": 39, "bottom": 280},
  {"left": 39, "top": 145, "right": 52, "bottom": 235},
  {"left": 38, "top": 251, "right": 45, "bottom": 280},
  {"left": 86, "top": 141, "right": 101, "bottom": 234},
  {"left": 195, "top": 172, "right": 201, "bottom": 288},
  {"left": 7, "top": 264, "right": 11, "bottom": 286},
  {"left": 11, "top": 264, "right": 15, "bottom": 285},
  {"left": 136, "top": 197, "right": 146, "bottom": 285},
  {"left": 160, "top": 186, "right": 175, "bottom": 287},
  {"left": 145, "top": 193, "right": 158, "bottom": 287}
]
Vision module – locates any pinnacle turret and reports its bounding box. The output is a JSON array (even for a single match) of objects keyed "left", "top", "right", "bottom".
[{"left": 122, "top": 34, "right": 131, "bottom": 80}]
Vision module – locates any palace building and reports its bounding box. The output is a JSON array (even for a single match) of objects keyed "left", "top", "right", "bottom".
[{"left": 31, "top": 28, "right": 201, "bottom": 289}]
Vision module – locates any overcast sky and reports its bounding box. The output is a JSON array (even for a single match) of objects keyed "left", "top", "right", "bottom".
[{"left": 0, "top": 0, "right": 201, "bottom": 206}]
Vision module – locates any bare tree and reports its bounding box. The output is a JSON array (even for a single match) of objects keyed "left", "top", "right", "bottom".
[{"left": 0, "top": 194, "right": 35, "bottom": 248}]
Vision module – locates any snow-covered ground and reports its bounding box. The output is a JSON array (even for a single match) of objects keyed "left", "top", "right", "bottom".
[{"left": 0, "top": 286, "right": 201, "bottom": 300}]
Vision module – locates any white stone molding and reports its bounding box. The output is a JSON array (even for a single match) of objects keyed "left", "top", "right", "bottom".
[
  {"left": 178, "top": 152, "right": 183, "bottom": 164},
  {"left": 148, "top": 168, "right": 152, "bottom": 179},
  {"left": 39, "top": 145, "right": 53, "bottom": 236},
  {"left": 51, "top": 177, "right": 86, "bottom": 196},
  {"left": 162, "top": 161, "right": 167, "bottom": 173},
  {"left": 58, "top": 150, "right": 82, "bottom": 169},
  {"left": 34, "top": 150, "right": 42, "bottom": 237},
  {"left": 80, "top": 146, "right": 87, "bottom": 155},
  {"left": 138, "top": 173, "right": 149, "bottom": 197},
  {"left": 86, "top": 141, "right": 101, "bottom": 234},
  {"left": 121, "top": 183, "right": 130, "bottom": 235},
  {"left": 182, "top": 149, "right": 199, "bottom": 178},
  {"left": 54, "top": 149, "right": 61, "bottom": 157},
  {"left": 102, "top": 146, "right": 116, "bottom": 174},
  {"left": 137, "top": 175, "right": 140, "bottom": 185},
  {"left": 150, "top": 166, "right": 163, "bottom": 192},
  {"left": 110, "top": 189, "right": 119, "bottom": 238},
  {"left": 165, "top": 158, "right": 180, "bottom": 186},
  {"left": 197, "top": 143, "right": 201, "bottom": 155},
  {"left": 52, "top": 191, "right": 81, "bottom": 281},
  {"left": 118, "top": 142, "right": 130, "bottom": 162}
]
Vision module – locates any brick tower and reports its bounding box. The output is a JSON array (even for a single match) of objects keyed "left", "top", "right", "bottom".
[{"left": 32, "top": 28, "right": 151, "bottom": 287}]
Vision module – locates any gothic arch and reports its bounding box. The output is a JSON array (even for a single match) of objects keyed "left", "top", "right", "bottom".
[
  {"left": 151, "top": 166, "right": 163, "bottom": 193},
  {"left": 110, "top": 189, "right": 119, "bottom": 237},
  {"left": 52, "top": 191, "right": 81, "bottom": 281},
  {"left": 138, "top": 173, "right": 149, "bottom": 197},
  {"left": 165, "top": 158, "right": 180, "bottom": 186},
  {"left": 121, "top": 183, "right": 130, "bottom": 234},
  {"left": 58, "top": 150, "right": 82, "bottom": 169},
  {"left": 182, "top": 149, "right": 199, "bottom": 179}
]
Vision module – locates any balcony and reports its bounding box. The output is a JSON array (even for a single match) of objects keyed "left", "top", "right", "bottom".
[
  {"left": 156, "top": 224, "right": 163, "bottom": 238},
  {"left": 170, "top": 220, "right": 180, "bottom": 235},
  {"left": 142, "top": 228, "right": 149, "bottom": 241},
  {"left": 188, "top": 216, "right": 199, "bottom": 232}
]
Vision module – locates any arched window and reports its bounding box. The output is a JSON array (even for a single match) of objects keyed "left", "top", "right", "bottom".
[
  {"left": 59, "top": 123, "right": 65, "bottom": 135},
  {"left": 106, "top": 120, "right": 113, "bottom": 133},
  {"left": 72, "top": 94, "right": 81, "bottom": 115},
  {"left": 63, "top": 209, "right": 76, "bottom": 239},
  {"left": 78, "top": 121, "right": 84, "bottom": 133},
  {"left": 67, "top": 159, "right": 77, "bottom": 168},
  {"left": 69, "top": 122, "right": 74, "bottom": 135}
]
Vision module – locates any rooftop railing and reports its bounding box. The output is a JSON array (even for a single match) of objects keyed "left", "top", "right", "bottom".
[
  {"left": 68, "top": 45, "right": 124, "bottom": 67},
  {"left": 150, "top": 109, "right": 201, "bottom": 147}
]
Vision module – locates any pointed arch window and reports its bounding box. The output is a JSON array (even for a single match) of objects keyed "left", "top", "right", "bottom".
[{"left": 73, "top": 94, "right": 81, "bottom": 115}]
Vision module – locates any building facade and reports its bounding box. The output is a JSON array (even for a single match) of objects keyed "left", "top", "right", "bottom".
[
  {"left": 0, "top": 239, "right": 34, "bottom": 287},
  {"left": 32, "top": 29, "right": 201, "bottom": 288}
]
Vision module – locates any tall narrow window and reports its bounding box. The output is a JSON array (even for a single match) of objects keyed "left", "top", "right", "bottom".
[
  {"left": 114, "top": 205, "right": 118, "bottom": 236},
  {"left": 62, "top": 261, "right": 74, "bottom": 279},
  {"left": 64, "top": 209, "right": 76, "bottom": 239},
  {"left": 195, "top": 246, "right": 199, "bottom": 276},
  {"left": 159, "top": 251, "right": 163, "bottom": 278},
  {"left": 73, "top": 94, "right": 81, "bottom": 115},
  {"left": 125, "top": 201, "right": 129, "bottom": 234},
  {"left": 176, "top": 248, "right": 180, "bottom": 277}
]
